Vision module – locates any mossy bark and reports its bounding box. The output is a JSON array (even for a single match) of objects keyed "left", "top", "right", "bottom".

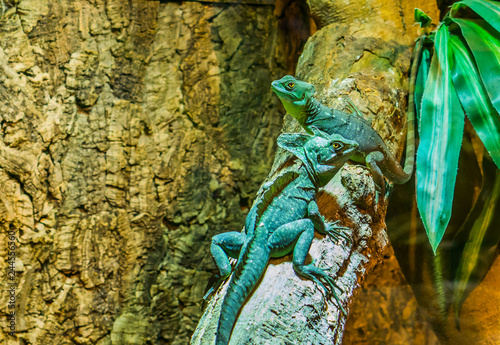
[{"left": 0, "top": 1, "right": 308, "bottom": 344}]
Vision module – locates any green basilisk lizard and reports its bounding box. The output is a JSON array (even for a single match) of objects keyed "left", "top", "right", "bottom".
[
  {"left": 271, "top": 39, "right": 422, "bottom": 194},
  {"left": 207, "top": 128, "right": 358, "bottom": 345}
]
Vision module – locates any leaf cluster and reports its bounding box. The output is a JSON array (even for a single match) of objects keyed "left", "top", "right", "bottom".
[{"left": 393, "top": 0, "right": 500, "bottom": 330}]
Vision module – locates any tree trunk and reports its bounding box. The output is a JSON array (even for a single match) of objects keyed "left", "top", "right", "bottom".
[
  {"left": 0, "top": 1, "right": 308, "bottom": 344},
  {"left": 192, "top": 0, "right": 439, "bottom": 344},
  {"left": 343, "top": 247, "right": 440, "bottom": 345}
]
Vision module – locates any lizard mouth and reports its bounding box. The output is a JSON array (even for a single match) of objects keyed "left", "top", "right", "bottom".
[{"left": 318, "top": 151, "right": 338, "bottom": 165}]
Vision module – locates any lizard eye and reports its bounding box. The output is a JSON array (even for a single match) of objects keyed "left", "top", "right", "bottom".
[
  {"left": 332, "top": 142, "right": 342, "bottom": 149},
  {"left": 286, "top": 82, "right": 295, "bottom": 90}
]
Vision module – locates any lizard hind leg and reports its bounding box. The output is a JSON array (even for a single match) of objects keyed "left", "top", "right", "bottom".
[
  {"left": 365, "top": 151, "right": 387, "bottom": 196},
  {"left": 267, "top": 219, "right": 346, "bottom": 314},
  {"left": 205, "top": 232, "right": 247, "bottom": 300},
  {"left": 294, "top": 263, "right": 347, "bottom": 315}
]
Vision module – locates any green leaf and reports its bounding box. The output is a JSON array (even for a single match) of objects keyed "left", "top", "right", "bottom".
[
  {"left": 451, "top": 0, "right": 500, "bottom": 34},
  {"left": 416, "top": 25, "right": 465, "bottom": 253},
  {"left": 448, "top": 34, "right": 500, "bottom": 168},
  {"left": 451, "top": 19, "right": 500, "bottom": 116},
  {"left": 415, "top": 8, "right": 432, "bottom": 28},
  {"left": 452, "top": 157, "right": 500, "bottom": 323},
  {"left": 414, "top": 41, "right": 432, "bottom": 129}
]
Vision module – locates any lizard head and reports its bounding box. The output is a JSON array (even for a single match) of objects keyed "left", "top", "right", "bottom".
[
  {"left": 271, "top": 75, "right": 315, "bottom": 120},
  {"left": 277, "top": 127, "right": 358, "bottom": 187}
]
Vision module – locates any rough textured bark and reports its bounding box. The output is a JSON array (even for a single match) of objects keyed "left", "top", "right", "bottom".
[
  {"left": 3, "top": 1, "right": 499, "bottom": 345},
  {"left": 0, "top": 1, "right": 308, "bottom": 344},
  {"left": 343, "top": 248, "right": 440, "bottom": 345},
  {"left": 192, "top": 0, "right": 439, "bottom": 344}
]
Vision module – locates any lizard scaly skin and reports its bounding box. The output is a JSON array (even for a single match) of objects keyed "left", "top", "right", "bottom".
[
  {"left": 271, "top": 39, "right": 423, "bottom": 193},
  {"left": 208, "top": 128, "right": 358, "bottom": 345}
]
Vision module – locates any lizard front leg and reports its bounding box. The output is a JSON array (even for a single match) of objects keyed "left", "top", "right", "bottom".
[
  {"left": 365, "top": 151, "right": 387, "bottom": 196},
  {"left": 206, "top": 232, "right": 246, "bottom": 299},
  {"left": 267, "top": 219, "right": 346, "bottom": 314},
  {"left": 307, "top": 201, "right": 351, "bottom": 243}
]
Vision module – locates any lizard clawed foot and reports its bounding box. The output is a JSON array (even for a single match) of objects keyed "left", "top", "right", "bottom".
[
  {"left": 374, "top": 180, "right": 392, "bottom": 204},
  {"left": 384, "top": 180, "right": 393, "bottom": 199},
  {"left": 294, "top": 263, "right": 347, "bottom": 315},
  {"left": 343, "top": 97, "right": 363, "bottom": 118},
  {"left": 325, "top": 221, "right": 351, "bottom": 244},
  {"left": 203, "top": 273, "right": 230, "bottom": 301}
]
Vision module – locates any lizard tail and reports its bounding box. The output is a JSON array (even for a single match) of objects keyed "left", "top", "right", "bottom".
[
  {"left": 215, "top": 235, "right": 270, "bottom": 345},
  {"left": 402, "top": 35, "right": 425, "bottom": 181}
]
